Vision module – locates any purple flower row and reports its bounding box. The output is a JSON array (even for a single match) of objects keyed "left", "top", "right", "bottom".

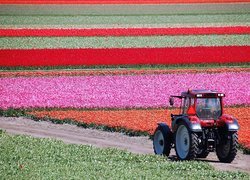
[{"left": 0, "top": 72, "right": 249, "bottom": 109}]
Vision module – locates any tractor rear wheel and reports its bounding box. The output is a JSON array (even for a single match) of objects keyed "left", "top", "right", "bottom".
[
  {"left": 153, "top": 125, "right": 172, "bottom": 156},
  {"left": 175, "top": 122, "right": 198, "bottom": 160},
  {"left": 216, "top": 132, "right": 238, "bottom": 163}
]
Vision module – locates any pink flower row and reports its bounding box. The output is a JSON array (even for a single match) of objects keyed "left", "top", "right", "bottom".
[{"left": 0, "top": 72, "right": 249, "bottom": 109}]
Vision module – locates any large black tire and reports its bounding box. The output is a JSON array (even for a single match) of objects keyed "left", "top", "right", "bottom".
[
  {"left": 216, "top": 132, "right": 238, "bottom": 163},
  {"left": 175, "top": 122, "right": 198, "bottom": 160},
  {"left": 197, "top": 149, "right": 209, "bottom": 158},
  {"left": 153, "top": 125, "right": 172, "bottom": 156}
]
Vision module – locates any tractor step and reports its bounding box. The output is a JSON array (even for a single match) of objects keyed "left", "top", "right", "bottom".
[{"left": 207, "top": 139, "right": 215, "bottom": 151}]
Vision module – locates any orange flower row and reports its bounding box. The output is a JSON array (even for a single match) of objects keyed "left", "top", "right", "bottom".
[
  {"left": 28, "top": 106, "right": 250, "bottom": 149},
  {"left": 1, "top": 67, "right": 249, "bottom": 78},
  {"left": 28, "top": 109, "right": 171, "bottom": 134},
  {"left": 224, "top": 107, "right": 250, "bottom": 148}
]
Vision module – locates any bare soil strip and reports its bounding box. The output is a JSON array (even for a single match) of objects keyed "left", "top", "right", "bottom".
[{"left": 0, "top": 117, "right": 249, "bottom": 174}]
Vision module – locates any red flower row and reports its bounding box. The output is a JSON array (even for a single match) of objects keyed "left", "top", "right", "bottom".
[
  {"left": 0, "top": 0, "right": 248, "bottom": 4},
  {"left": 1, "top": 46, "right": 249, "bottom": 67},
  {"left": 1, "top": 26, "right": 250, "bottom": 37}
]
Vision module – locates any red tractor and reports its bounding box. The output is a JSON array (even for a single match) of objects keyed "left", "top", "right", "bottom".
[{"left": 153, "top": 89, "right": 239, "bottom": 163}]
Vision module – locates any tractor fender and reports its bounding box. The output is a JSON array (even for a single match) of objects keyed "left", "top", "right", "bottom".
[
  {"left": 172, "top": 117, "right": 202, "bottom": 133},
  {"left": 157, "top": 122, "right": 171, "bottom": 132},
  {"left": 219, "top": 114, "right": 239, "bottom": 132},
  {"left": 226, "top": 119, "right": 239, "bottom": 131},
  {"left": 156, "top": 123, "right": 173, "bottom": 140}
]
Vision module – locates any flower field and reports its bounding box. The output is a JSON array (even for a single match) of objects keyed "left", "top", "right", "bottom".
[
  {"left": 0, "top": 0, "right": 250, "bottom": 155},
  {"left": 1, "top": 67, "right": 250, "bottom": 149},
  {"left": 1, "top": 8, "right": 250, "bottom": 67},
  {"left": 27, "top": 106, "right": 250, "bottom": 148},
  {"left": 1, "top": 46, "right": 250, "bottom": 66},
  {"left": 1, "top": 26, "right": 250, "bottom": 37},
  {"left": 0, "top": 72, "right": 249, "bottom": 109}
]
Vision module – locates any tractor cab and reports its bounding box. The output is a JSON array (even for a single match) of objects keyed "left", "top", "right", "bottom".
[{"left": 169, "top": 89, "right": 224, "bottom": 120}]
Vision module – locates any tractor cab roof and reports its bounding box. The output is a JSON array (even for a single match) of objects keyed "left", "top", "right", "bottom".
[{"left": 171, "top": 89, "right": 225, "bottom": 98}]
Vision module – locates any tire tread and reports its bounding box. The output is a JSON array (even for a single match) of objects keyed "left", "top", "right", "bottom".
[
  {"left": 153, "top": 125, "right": 172, "bottom": 156},
  {"left": 216, "top": 132, "right": 238, "bottom": 163}
]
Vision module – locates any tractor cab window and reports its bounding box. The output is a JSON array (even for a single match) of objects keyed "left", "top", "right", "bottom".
[
  {"left": 183, "top": 97, "right": 195, "bottom": 115},
  {"left": 182, "top": 97, "right": 190, "bottom": 114},
  {"left": 196, "top": 98, "right": 222, "bottom": 119}
]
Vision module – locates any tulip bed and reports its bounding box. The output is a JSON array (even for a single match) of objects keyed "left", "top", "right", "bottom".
[
  {"left": 27, "top": 106, "right": 250, "bottom": 149},
  {"left": 0, "top": 72, "right": 249, "bottom": 109},
  {"left": 1, "top": 68, "right": 250, "bottom": 151},
  {"left": 0, "top": 0, "right": 249, "bottom": 154},
  {"left": 1, "top": 46, "right": 250, "bottom": 67},
  {"left": 1, "top": 26, "right": 250, "bottom": 37},
  {"left": 1, "top": 11, "right": 250, "bottom": 67}
]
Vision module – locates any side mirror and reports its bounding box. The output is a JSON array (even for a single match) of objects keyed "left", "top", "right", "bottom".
[{"left": 169, "top": 97, "right": 174, "bottom": 106}]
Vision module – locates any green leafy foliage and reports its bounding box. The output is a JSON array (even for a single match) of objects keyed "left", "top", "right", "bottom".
[
  {"left": 0, "top": 62, "right": 249, "bottom": 71},
  {"left": 0, "top": 108, "right": 26, "bottom": 117},
  {"left": 239, "top": 144, "right": 250, "bottom": 155},
  {"left": 0, "top": 132, "right": 249, "bottom": 179},
  {"left": 1, "top": 14, "right": 249, "bottom": 28},
  {"left": 1, "top": 35, "right": 249, "bottom": 49}
]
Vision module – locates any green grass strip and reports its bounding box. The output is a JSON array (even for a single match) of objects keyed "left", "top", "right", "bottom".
[
  {"left": 1, "top": 4, "right": 249, "bottom": 16},
  {"left": 0, "top": 131, "right": 249, "bottom": 179},
  {"left": 1, "top": 35, "right": 249, "bottom": 49},
  {"left": 0, "top": 62, "right": 249, "bottom": 71},
  {"left": 1, "top": 14, "right": 249, "bottom": 28}
]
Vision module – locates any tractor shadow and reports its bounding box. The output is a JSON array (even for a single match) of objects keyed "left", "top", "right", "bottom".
[
  {"left": 194, "top": 158, "right": 221, "bottom": 163},
  {"left": 167, "top": 155, "right": 178, "bottom": 161},
  {"left": 167, "top": 153, "right": 220, "bottom": 163}
]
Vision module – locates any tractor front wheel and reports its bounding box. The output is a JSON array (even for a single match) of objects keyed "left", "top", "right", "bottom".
[
  {"left": 153, "top": 125, "right": 172, "bottom": 156},
  {"left": 175, "top": 122, "right": 198, "bottom": 160},
  {"left": 216, "top": 132, "right": 238, "bottom": 163}
]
